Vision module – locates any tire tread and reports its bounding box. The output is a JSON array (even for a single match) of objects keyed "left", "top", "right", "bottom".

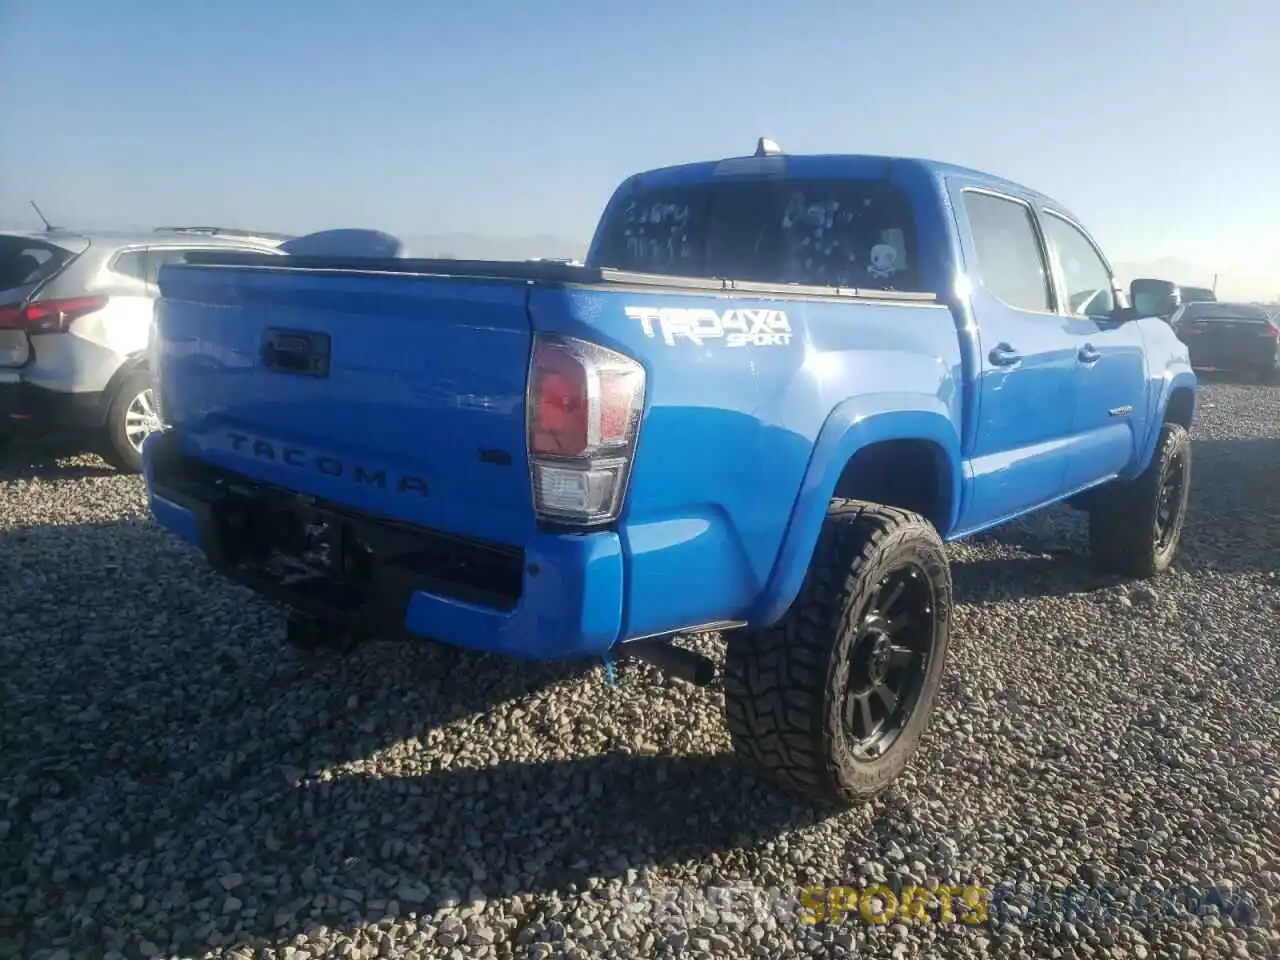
[
  {"left": 723, "top": 500, "right": 951, "bottom": 807},
  {"left": 1088, "top": 422, "right": 1192, "bottom": 579}
]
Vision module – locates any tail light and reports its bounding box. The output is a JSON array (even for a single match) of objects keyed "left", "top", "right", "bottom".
[
  {"left": 1265, "top": 327, "right": 1280, "bottom": 340},
  {"left": 527, "top": 334, "right": 646, "bottom": 526},
  {"left": 0, "top": 295, "right": 109, "bottom": 333}
]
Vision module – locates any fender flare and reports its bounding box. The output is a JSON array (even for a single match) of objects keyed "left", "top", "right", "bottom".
[
  {"left": 752, "top": 395, "right": 964, "bottom": 628},
  {"left": 1130, "top": 367, "right": 1197, "bottom": 478}
]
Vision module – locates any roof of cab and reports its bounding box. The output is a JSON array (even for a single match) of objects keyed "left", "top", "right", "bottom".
[{"left": 621, "top": 148, "right": 1075, "bottom": 220}]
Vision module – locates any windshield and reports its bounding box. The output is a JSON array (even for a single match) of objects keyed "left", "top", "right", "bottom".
[{"left": 591, "top": 178, "right": 923, "bottom": 292}]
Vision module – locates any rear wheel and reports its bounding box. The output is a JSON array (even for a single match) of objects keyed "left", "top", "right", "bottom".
[
  {"left": 723, "top": 501, "right": 952, "bottom": 807},
  {"left": 1088, "top": 422, "right": 1192, "bottom": 578},
  {"left": 99, "top": 369, "right": 159, "bottom": 473}
]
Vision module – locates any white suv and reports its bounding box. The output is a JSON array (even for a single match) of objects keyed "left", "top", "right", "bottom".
[{"left": 0, "top": 226, "right": 288, "bottom": 470}]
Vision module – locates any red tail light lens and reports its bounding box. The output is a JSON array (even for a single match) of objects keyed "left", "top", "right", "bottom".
[
  {"left": 527, "top": 335, "right": 646, "bottom": 525},
  {"left": 531, "top": 343, "right": 590, "bottom": 457},
  {"left": 2, "top": 295, "right": 110, "bottom": 334},
  {"left": 1265, "top": 326, "right": 1280, "bottom": 340}
]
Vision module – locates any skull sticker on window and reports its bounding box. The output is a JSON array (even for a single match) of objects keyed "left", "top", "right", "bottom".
[{"left": 867, "top": 243, "right": 899, "bottom": 281}]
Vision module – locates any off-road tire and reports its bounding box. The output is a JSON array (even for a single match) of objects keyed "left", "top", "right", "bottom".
[
  {"left": 1088, "top": 422, "right": 1192, "bottom": 578},
  {"left": 98, "top": 368, "right": 152, "bottom": 473},
  {"left": 723, "top": 500, "right": 952, "bottom": 807}
]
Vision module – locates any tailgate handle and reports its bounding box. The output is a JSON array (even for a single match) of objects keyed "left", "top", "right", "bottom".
[{"left": 262, "top": 328, "right": 330, "bottom": 377}]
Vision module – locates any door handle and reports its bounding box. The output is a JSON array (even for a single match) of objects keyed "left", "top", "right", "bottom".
[
  {"left": 1078, "top": 344, "right": 1101, "bottom": 364},
  {"left": 988, "top": 343, "right": 1022, "bottom": 367}
]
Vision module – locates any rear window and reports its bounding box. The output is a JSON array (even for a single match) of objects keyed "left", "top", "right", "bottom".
[
  {"left": 592, "top": 178, "right": 922, "bottom": 291},
  {"left": 0, "top": 236, "right": 77, "bottom": 298},
  {"left": 1180, "top": 303, "right": 1272, "bottom": 323}
]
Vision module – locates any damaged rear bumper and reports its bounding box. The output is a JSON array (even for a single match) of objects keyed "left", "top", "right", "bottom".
[{"left": 141, "top": 430, "right": 625, "bottom": 660}]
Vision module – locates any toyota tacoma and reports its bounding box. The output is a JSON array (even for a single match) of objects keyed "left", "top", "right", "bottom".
[{"left": 141, "top": 140, "right": 1197, "bottom": 806}]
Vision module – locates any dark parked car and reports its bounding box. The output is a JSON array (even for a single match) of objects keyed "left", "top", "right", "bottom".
[
  {"left": 1171, "top": 301, "right": 1280, "bottom": 382},
  {"left": 1177, "top": 285, "right": 1216, "bottom": 304}
]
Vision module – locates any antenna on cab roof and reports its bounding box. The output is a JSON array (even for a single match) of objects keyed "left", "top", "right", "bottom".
[
  {"left": 754, "top": 137, "right": 784, "bottom": 157},
  {"left": 29, "top": 200, "right": 57, "bottom": 232}
]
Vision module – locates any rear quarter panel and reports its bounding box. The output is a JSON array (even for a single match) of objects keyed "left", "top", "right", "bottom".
[
  {"left": 22, "top": 248, "right": 151, "bottom": 393},
  {"left": 530, "top": 285, "right": 964, "bottom": 638}
]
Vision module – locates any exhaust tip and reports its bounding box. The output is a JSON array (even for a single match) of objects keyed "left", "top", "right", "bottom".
[{"left": 620, "top": 639, "right": 718, "bottom": 687}]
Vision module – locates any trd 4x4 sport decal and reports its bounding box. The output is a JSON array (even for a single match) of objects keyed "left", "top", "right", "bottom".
[{"left": 625, "top": 306, "right": 793, "bottom": 348}]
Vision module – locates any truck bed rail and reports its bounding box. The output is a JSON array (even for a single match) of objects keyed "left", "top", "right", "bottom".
[{"left": 176, "top": 250, "right": 941, "bottom": 304}]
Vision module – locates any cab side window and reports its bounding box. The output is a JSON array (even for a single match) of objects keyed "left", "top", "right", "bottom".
[
  {"left": 962, "top": 191, "right": 1052, "bottom": 313},
  {"left": 1042, "top": 213, "right": 1116, "bottom": 316}
]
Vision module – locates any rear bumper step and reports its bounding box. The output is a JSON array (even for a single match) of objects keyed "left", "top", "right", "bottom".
[{"left": 142, "top": 431, "right": 626, "bottom": 660}]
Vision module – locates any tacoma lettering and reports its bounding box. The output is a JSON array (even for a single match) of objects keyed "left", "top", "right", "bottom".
[
  {"left": 625, "top": 306, "right": 793, "bottom": 347},
  {"left": 226, "top": 432, "right": 428, "bottom": 496}
]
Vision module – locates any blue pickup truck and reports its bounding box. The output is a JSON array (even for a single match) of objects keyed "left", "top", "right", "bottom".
[{"left": 142, "top": 141, "right": 1196, "bottom": 806}]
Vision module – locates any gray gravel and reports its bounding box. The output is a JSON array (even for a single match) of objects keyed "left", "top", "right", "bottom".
[{"left": 2, "top": 375, "right": 1278, "bottom": 960}]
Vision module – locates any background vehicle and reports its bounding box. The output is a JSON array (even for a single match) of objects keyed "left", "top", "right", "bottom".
[
  {"left": 1128, "top": 280, "right": 1215, "bottom": 321},
  {"left": 142, "top": 143, "right": 1196, "bottom": 807},
  {"left": 1177, "top": 285, "right": 1216, "bottom": 304},
  {"left": 0, "top": 226, "right": 290, "bottom": 469},
  {"left": 1171, "top": 300, "right": 1280, "bottom": 382}
]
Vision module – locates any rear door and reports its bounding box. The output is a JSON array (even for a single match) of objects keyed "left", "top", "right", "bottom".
[
  {"left": 951, "top": 186, "right": 1078, "bottom": 528},
  {"left": 1039, "top": 209, "right": 1147, "bottom": 489}
]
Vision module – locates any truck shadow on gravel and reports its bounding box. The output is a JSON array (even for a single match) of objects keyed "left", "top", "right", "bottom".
[
  {"left": 1, "top": 517, "right": 827, "bottom": 955},
  {"left": 3, "top": 437, "right": 1276, "bottom": 955},
  {"left": 950, "top": 436, "right": 1279, "bottom": 600},
  {"left": 1, "top": 564, "right": 822, "bottom": 955},
  {"left": 171, "top": 752, "right": 821, "bottom": 953}
]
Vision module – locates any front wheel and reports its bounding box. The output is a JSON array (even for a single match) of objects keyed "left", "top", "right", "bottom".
[
  {"left": 1088, "top": 422, "right": 1192, "bottom": 578},
  {"left": 723, "top": 501, "right": 952, "bottom": 807},
  {"left": 99, "top": 369, "right": 160, "bottom": 473}
]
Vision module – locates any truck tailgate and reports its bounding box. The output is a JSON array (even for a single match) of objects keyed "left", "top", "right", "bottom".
[{"left": 154, "top": 262, "right": 537, "bottom": 546}]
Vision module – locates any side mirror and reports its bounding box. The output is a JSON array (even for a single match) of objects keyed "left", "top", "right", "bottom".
[{"left": 1129, "top": 278, "right": 1180, "bottom": 319}]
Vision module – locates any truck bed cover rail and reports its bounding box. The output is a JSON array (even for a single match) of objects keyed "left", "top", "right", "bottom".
[{"left": 175, "top": 250, "right": 941, "bottom": 303}]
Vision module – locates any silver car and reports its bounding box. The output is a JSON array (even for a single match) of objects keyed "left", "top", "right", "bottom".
[{"left": 0, "top": 226, "right": 289, "bottom": 470}]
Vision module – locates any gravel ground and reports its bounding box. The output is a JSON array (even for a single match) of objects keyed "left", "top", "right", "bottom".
[{"left": 2, "top": 375, "right": 1277, "bottom": 960}]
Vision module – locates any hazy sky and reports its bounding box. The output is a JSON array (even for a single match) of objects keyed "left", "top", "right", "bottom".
[{"left": 2, "top": 0, "right": 1277, "bottom": 298}]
